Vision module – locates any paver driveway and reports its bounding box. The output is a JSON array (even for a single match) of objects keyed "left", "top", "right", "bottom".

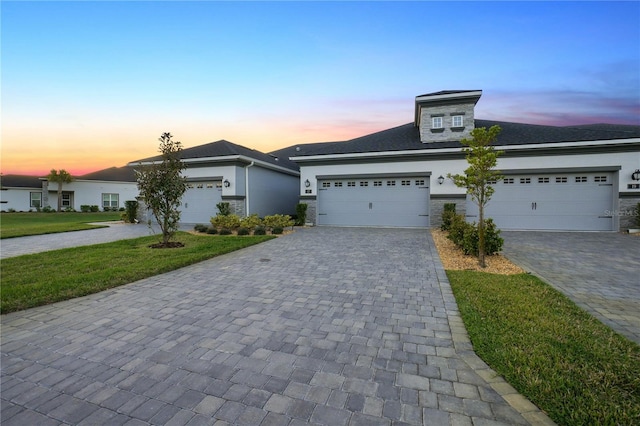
[
  {"left": 502, "top": 231, "right": 640, "bottom": 345},
  {"left": 2, "top": 228, "right": 549, "bottom": 425}
]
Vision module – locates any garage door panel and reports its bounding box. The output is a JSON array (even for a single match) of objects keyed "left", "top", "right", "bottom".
[
  {"left": 466, "top": 172, "right": 614, "bottom": 231},
  {"left": 318, "top": 178, "right": 429, "bottom": 228},
  {"left": 181, "top": 181, "right": 223, "bottom": 223}
]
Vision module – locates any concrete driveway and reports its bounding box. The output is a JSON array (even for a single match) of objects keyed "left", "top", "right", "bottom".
[
  {"left": 1, "top": 227, "right": 551, "bottom": 425},
  {"left": 502, "top": 231, "right": 640, "bottom": 345}
]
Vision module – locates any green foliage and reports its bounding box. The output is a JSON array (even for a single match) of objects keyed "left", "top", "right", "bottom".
[
  {"left": 124, "top": 200, "right": 138, "bottom": 223},
  {"left": 46, "top": 168, "right": 74, "bottom": 212},
  {"left": 135, "top": 133, "right": 188, "bottom": 246},
  {"left": 295, "top": 203, "right": 308, "bottom": 226},
  {"left": 193, "top": 224, "right": 208, "bottom": 233},
  {"left": 448, "top": 270, "right": 640, "bottom": 425},
  {"left": 206, "top": 227, "right": 218, "bottom": 235},
  {"left": 448, "top": 126, "right": 503, "bottom": 267},
  {"left": 216, "top": 202, "right": 231, "bottom": 216},
  {"left": 447, "top": 214, "right": 503, "bottom": 255},
  {"left": 253, "top": 226, "right": 266, "bottom": 235},
  {"left": 211, "top": 214, "right": 241, "bottom": 230},
  {"left": 0, "top": 232, "right": 274, "bottom": 313},
  {"left": 240, "top": 213, "right": 263, "bottom": 230},
  {"left": 64, "top": 207, "right": 76, "bottom": 212},
  {"left": 219, "top": 228, "right": 233, "bottom": 235},
  {"left": 80, "top": 205, "right": 91, "bottom": 213},
  {"left": 263, "top": 214, "right": 294, "bottom": 230},
  {"left": 237, "top": 227, "right": 250, "bottom": 236},
  {"left": 441, "top": 203, "right": 457, "bottom": 231},
  {"left": 42, "top": 206, "right": 55, "bottom": 213},
  {"left": 271, "top": 227, "right": 284, "bottom": 235}
]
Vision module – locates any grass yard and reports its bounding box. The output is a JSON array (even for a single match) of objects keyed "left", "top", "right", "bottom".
[
  {"left": 1, "top": 232, "right": 274, "bottom": 313},
  {"left": 447, "top": 270, "right": 640, "bottom": 425},
  {"left": 0, "top": 211, "right": 122, "bottom": 239}
]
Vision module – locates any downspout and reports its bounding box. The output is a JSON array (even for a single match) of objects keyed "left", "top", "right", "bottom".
[{"left": 245, "top": 161, "right": 254, "bottom": 216}]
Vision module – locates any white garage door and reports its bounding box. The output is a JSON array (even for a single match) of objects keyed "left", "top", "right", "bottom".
[
  {"left": 181, "top": 181, "right": 223, "bottom": 224},
  {"left": 466, "top": 172, "right": 615, "bottom": 231},
  {"left": 317, "top": 177, "right": 430, "bottom": 227}
]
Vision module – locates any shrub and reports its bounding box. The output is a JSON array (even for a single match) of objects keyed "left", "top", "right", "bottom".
[
  {"left": 90, "top": 205, "right": 99, "bottom": 212},
  {"left": 272, "top": 227, "right": 284, "bottom": 235},
  {"left": 80, "top": 205, "right": 91, "bottom": 213},
  {"left": 219, "top": 228, "right": 233, "bottom": 235},
  {"left": 64, "top": 207, "right": 76, "bottom": 212},
  {"left": 42, "top": 206, "right": 55, "bottom": 213},
  {"left": 206, "top": 227, "right": 218, "bottom": 235},
  {"left": 448, "top": 214, "right": 503, "bottom": 256},
  {"left": 216, "top": 202, "right": 231, "bottom": 216},
  {"left": 7, "top": 208, "right": 16, "bottom": 213},
  {"left": 211, "top": 214, "right": 241, "bottom": 230},
  {"left": 447, "top": 213, "right": 468, "bottom": 247},
  {"left": 441, "top": 203, "right": 457, "bottom": 231},
  {"left": 124, "top": 200, "right": 138, "bottom": 223},
  {"left": 240, "top": 214, "right": 262, "bottom": 230},
  {"left": 295, "top": 203, "right": 308, "bottom": 226},
  {"left": 263, "top": 214, "right": 294, "bottom": 231},
  {"left": 237, "top": 227, "right": 250, "bottom": 236},
  {"left": 253, "top": 226, "right": 267, "bottom": 235},
  {"left": 194, "top": 224, "right": 208, "bottom": 233}
]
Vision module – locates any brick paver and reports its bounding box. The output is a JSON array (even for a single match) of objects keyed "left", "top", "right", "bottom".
[
  {"left": 1, "top": 227, "right": 553, "bottom": 425},
  {"left": 502, "top": 231, "right": 640, "bottom": 345}
]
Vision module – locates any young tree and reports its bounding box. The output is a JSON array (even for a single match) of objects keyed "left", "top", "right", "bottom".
[
  {"left": 448, "top": 125, "right": 503, "bottom": 268},
  {"left": 47, "top": 169, "right": 74, "bottom": 212},
  {"left": 135, "top": 133, "right": 188, "bottom": 247}
]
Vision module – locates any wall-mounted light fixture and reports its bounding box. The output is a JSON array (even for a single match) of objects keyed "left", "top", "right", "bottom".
[
  {"left": 632, "top": 169, "right": 640, "bottom": 181},
  {"left": 437, "top": 175, "right": 445, "bottom": 185},
  {"left": 304, "top": 179, "right": 311, "bottom": 188},
  {"left": 223, "top": 179, "right": 230, "bottom": 188}
]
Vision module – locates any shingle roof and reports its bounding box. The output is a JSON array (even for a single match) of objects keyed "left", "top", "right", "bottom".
[
  {"left": 290, "top": 120, "right": 640, "bottom": 157},
  {"left": 416, "top": 90, "right": 482, "bottom": 98},
  {"left": 77, "top": 166, "right": 137, "bottom": 182},
  {"left": 130, "top": 139, "right": 299, "bottom": 172},
  {"left": 0, "top": 174, "right": 43, "bottom": 188}
]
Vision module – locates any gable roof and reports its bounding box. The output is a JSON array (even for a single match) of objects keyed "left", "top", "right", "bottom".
[
  {"left": 77, "top": 166, "right": 137, "bottom": 182},
  {"left": 0, "top": 174, "right": 43, "bottom": 189},
  {"left": 130, "top": 139, "right": 299, "bottom": 172},
  {"left": 290, "top": 120, "right": 640, "bottom": 158}
]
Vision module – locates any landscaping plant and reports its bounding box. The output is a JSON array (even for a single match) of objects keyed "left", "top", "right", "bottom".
[{"left": 295, "top": 203, "right": 308, "bottom": 226}]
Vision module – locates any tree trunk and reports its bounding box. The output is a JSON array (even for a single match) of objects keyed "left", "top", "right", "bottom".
[{"left": 478, "top": 195, "right": 486, "bottom": 268}]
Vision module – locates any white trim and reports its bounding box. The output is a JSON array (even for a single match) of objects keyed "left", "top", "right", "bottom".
[
  {"left": 431, "top": 116, "right": 443, "bottom": 129},
  {"left": 415, "top": 90, "right": 482, "bottom": 103},
  {"left": 131, "top": 155, "right": 299, "bottom": 176}
]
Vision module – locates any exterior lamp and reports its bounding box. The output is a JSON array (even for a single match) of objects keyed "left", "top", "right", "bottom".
[
  {"left": 223, "top": 179, "right": 230, "bottom": 188},
  {"left": 437, "top": 175, "right": 445, "bottom": 185},
  {"left": 304, "top": 179, "right": 311, "bottom": 188},
  {"left": 632, "top": 170, "right": 640, "bottom": 181}
]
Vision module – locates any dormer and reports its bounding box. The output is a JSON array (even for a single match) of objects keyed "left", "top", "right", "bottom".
[{"left": 414, "top": 90, "right": 482, "bottom": 143}]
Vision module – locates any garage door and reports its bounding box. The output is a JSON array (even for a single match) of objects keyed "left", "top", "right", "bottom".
[
  {"left": 181, "top": 181, "right": 223, "bottom": 224},
  {"left": 317, "top": 177, "right": 430, "bottom": 227},
  {"left": 466, "top": 172, "right": 615, "bottom": 231}
]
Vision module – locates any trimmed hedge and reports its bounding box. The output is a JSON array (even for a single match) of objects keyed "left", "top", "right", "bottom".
[{"left": 447, "top": 213, "right": 503, "bottom": 255}]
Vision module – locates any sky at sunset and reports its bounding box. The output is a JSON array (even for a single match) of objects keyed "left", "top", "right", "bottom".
[{"left": 2, "top": 1, "right": 639, "bottom": 176}]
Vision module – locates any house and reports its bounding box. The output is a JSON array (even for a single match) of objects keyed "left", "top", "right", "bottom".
[
  {"left": 129, "top": 139, "right": 300, "bottom": 223},
  {"left": 284, "top": 90, "right": 640, "bottom": 231},
  {"left": 45, "top": 167, "right": 139, "bottom": 211},
  {"left": 0, "top": 175, "right": 45, "bottom": 211}
]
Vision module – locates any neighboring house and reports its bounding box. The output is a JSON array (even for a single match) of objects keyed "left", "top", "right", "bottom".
[
  {"left": 0, "top": 175, "right": 45, "bottom": 211},
  {"left": 285, "top": 90, "right": 640, "bottom": 231},
  {"left": 129, "top": 139, "right": 300, "bottom": 224}
]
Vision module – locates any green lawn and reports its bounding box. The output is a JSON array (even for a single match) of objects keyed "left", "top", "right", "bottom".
[
  {"left": 1, "top": 232, "right": 274, "bottom": 313},
  {"left": 447, "top": 270, "right": 640, "bottom": 425},
  {"left": 0, "top": 212, "right": 122, "bottom": 239}
]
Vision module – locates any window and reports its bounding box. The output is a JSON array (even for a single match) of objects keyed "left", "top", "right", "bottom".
[
  {"left": 196, "top": 183, "right": 204, "bottom": 188},
  {"left": 62, "top": 193, "right": 72, "bottom": 207},
  {"left": 347, "top": 181, "right": 356, "bottom": 187},
  {"left": 401, "top": 180, "right": 411, "bottom": 186},
  {"left": 334, "top": 182, "right": 343, "bottom": 187},
  {"left": 415, "top": 179, "right": 425, "bottom": 186},
  {"left": 452, "top": 115, "right": 464, "bottom": 127},
  {"left": 520, "top": 178, "right": 531, "bottom": 184},
  {"left": 30, "top": 192, "right": 42, "bottom": 208},
  {"left": 575, "top": 176, "right": 587, "bottom": 183},
  {"left": 215, "top": 182, "right": 223, "bottom": 188},
  {"left": 373, "top": 181, "right": 382, "bottom": 187},
  {"left": 206, "top": 183, "right": 213, "bottom": 188},
  {"left": 360, "top": 181, "right": 369, "bottom": 187},
  {"left": 102, "top": 193, "right": 118, "bottom": 209},
  {"left": 504, "top": 178, "right": 515, "bottom": 184},
  {"left": 322, "top": 182, "right": 331, "bottom": 188},
  {"left": 386, "top": 180, "right": 396, "bottom": 186},
  {"left": 594, "top": 176, "right": 607, "bottom": 183},
  {"left": 432, "top": 117, "right": 443, "bottom": 129},
  {"left": 538, "top": 177, "right": 550, "bottom": 183},
  {"left": 555, "top": 177, "right": 568, "bottom": 183}
]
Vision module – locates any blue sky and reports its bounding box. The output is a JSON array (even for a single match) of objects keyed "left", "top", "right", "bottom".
[{"left": 2, "top": 1, "right": 639, "bottom": 175}]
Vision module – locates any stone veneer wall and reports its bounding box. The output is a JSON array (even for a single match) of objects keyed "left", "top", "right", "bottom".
[
  {"left": 430, "top": 197, "right": 466, "bottom": 229},
  {"left": 225, "top": 198, "right": 246, "bottom": 217},
  {"left": 419, "top": 102, "right": 475, "bottom": 143},
  {"left": 619, "top": 196, "right": 640, "bottom": 231},
  {"left": 299, "top": 198, "right": 317, "bottom": 225}
]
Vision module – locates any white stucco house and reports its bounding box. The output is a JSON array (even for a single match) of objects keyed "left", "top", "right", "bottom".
[
  {"left": 128, "top": 139, "right": 300, "bottom": 223},
  {"left": 1, "top": 168, "right": 139, "bottom": 212},
  {"left": 276, "top": 90, "right": 640, "bottom": 231}
]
